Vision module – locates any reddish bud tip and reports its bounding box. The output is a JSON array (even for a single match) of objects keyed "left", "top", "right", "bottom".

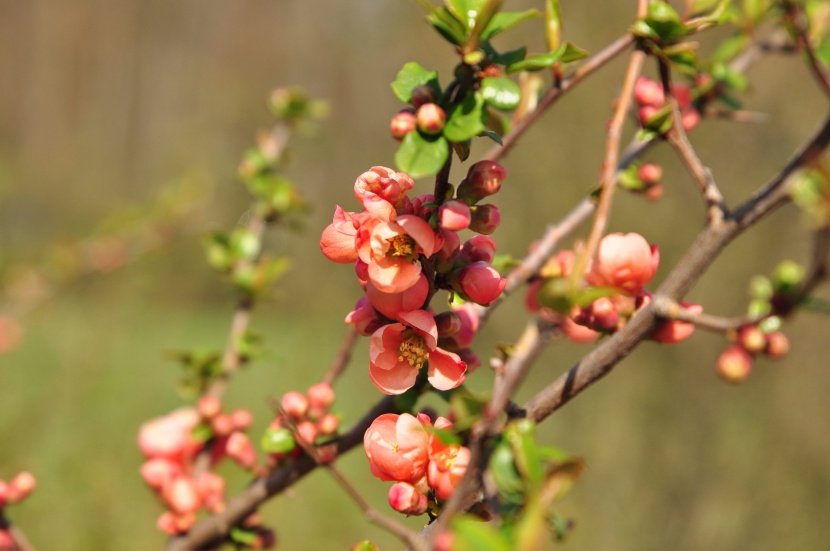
[
  {"left": 438, "top": 200, "right": 471, "bottom": 231},
  {"left": 765, "top": 331, "right": 790, "bottom": 359},
  {"left": 469, "top": 204, "right": 501, "bottom": 235},
  {"left": 6, "top": 472, "right": 36, "bottom": 504},
  {"left": 281, "top": 391, "right": 309, "bottom": 420},
  {"left": 638, "top": 163, "right": 663, "bottom": 185},
  {"left": 307, "top": 382, "right": 336, "bottom": 411},
  {"left": 390, "top": 110, "right": 416, "bottom": 141},
  {"left": 737, "top": 325, "right": 767, "bottom": 355},
  {"left": 410, "top": 85, "right": 438, "bottom": 108},
  {"left": 197, "top": 396, "right": 222, "bottom": 420},
  {"left": 457, "top": 161, "right": 507, "bottom": 203},
  {"left": 388, "top": 482, "right": 428, "bottom": 516},
  {"left": 416, "top": 103, "right": 446, "bottom": 135},
  {"left": 434, "top": 311, "right": 462, "bottom": 338}
]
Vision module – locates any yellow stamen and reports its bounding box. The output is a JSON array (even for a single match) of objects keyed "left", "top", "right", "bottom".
[
  {"left": 397, "top": 334, "right": 430, "bottom": 369},
  {"left": 386, "top": 234, "right": 417, "bottom": 262}
]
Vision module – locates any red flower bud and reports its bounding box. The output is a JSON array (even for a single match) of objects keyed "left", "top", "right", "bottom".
[
  {"left": 638, "top": 163, "right": 662, "bottom": 185},
  {"left": 197, "top": 396, "right": 222, "bottom": 420},
  {"left": 281, "top": 391, "right": 309, "bottom": 420},
  {"left": 388, "top": 482, "right": 428, "bottom": 515},
  {"left": 230, "top": 408, "right": 254, "bottom": 431},
  {"left": 737, "top": 325, "right": 767, "bottom": 355},
  {"left": 317, "top": 412, "right": 340, "bottom": 436},
  {"left": 307, "top": 382, "right": 336, "bottom": 411},
  {"left": 434, "top": 311, "right": 462, "bottom": 338},
  {"left": 438, "top": 200, "right": 471, "bottom": 231},
  {"left": 390, "top": 110, "right": 416, "bottom": 141},
  {"left": 765, "top": 331, "right": 790, "bottom": 359},
  {"left": 469, "top": 204, "right": 501, "bottom": 235},
  {"left": 457, "top": 161, "right": 507, "bottom": 204},
  {"left": 6, "top": 472, "right": 36, "bottom": 504},
  {"left": 410, "top": 85, "right": 438, "bottom": 108},
  {"left": 416, "top": 103, "right": 446, "bottom": 135}
]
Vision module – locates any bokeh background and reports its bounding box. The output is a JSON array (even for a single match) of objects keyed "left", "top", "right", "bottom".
[{"left": 1, "top": 1, "right": 829, "bottom": 550}]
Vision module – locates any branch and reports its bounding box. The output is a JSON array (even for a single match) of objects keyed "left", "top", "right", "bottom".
[
  {"left": 784, "top": 1, "right": 830, "bottom": 98},
  {"left": 524, "top": 113, "right": 830, "bottom": 424}
]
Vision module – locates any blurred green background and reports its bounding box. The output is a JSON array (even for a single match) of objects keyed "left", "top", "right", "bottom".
[{"left": 1, "top": 1, "right": 829, "bottom": 550}]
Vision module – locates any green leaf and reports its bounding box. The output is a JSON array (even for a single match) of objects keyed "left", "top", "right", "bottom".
[
  {"left": 447, "top": 0, "right": 488, "bottom": 30},
  {"left": 391, "top": 62, "right": 439, "bottom": 103},
  {"left": 191, "top": 423, "right": 213, "bottom": 443},
  {"left": 618, "top": 164, "right": 647, "bottom": 191},
  {"left": 665, "top": 49, "right": 699, "bottom": 75},
  {"left": 743, "top": 0, "right": 770, "bottom": 22},
  {"left": 231, "top": 227, "right": 261, "bottom": 261},
  {"left": 712, "top": 33, "right": 749, "bottom": 63},
  {"left": 506, "top": 419, "right": 543, "bottom": 485},
  {"left": 480, "top": 77, "right": 521, "bottom": 110},
  {"left": 492, "top": 46, "right": 526, "bottom": 66},
  {"left": 489, "top": 442, "right": 525, "bottom": 506},
  {"left": 815, "top": 39, "right": 830, "bottom": 68},
  {"left": 452, "top": 516, "right": 513, "bottom": 551},
  {"left": 443, "top": 91, "right": 486, "bottom": 142},
  {"left": 644, "top": 2, "right": 688, "bottom": 41},
  {"left": 449, "top": 386, "right": 490, "bottom": 431},
  {"left": 350, "top": 541, "right": 380, "bottom": 551},
  {"left": 481, "top": 129, "right": 503, "bottom": 145},
  {"left": 481, "top": 9, "right": 542, "bottom": 41},
  {"left": 260, "top": 427, "right": 296, "bottom": 454},
  {"left": 428, "top": 7, "right": 467, "bottom": 45},
  {"left": 229, "top": 527, "right": 257, "bottom": 546},
  {"left": 506, "top": 41, "right": 587, "bottom": 72},
  {"left": 452, "top": 139, "right": 471, "bottom": 162},
  {"left": 395, "top": 132, "right": 449, "bottom": 179}
]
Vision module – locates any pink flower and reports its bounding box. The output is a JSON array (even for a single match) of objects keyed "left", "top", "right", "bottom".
[
  {"left": 141, "top": 459, "right": 182, "bottom": 490},
  {"left": 138, "top": 408, "right": 201, "bottom": 462},
  {"left": 364, "top": 413, "right": 430, "bottom": 485},
  {"left": 427, "top": 419, "right": 470, "bottom": 501},
  {"left": 225, "top": 432, "right": 257, "bottom": 469},
  {"left": 320, "top": 206, "right": 359, "bottom": 264},
  {"left": 354, "top": 166, "right": 414, "bottom": 211},
  {"left": 162, "top": 475, "right": 202, "bottom": 515},
  {"left": 366, "top": 274, "right": 428, "bottom": 320},
  {"left": 587, "top": 233, "right": 659, "bottom": 294},
  {"left": 369, "top": 310, "right": 467, "bottom": 394},
  {"left": 359, "top": 215, "right": 439, "bottom": 293},
  {"left": 457, "top": 261, "right": 506, "bottom": 306},
  {"left": 388, "top": 482, "right": 428, "bottom": 515}
]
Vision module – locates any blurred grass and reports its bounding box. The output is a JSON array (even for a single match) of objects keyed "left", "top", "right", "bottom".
[{"left": 1, "top": 0, "right": 830, "bottom": 550}]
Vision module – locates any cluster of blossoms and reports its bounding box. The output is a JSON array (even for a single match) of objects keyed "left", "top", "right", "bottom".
[
  {"left": 634, "top": 76, "right": 701, "bottom": 132},
  {"left": 0, "top": 471, "right": 36, "bottom": 550},
  {"left": 716, "top": 325, "right": 790, "bottom": 384},
  {"left": 260, "top": 382, "right": 339, "bottom": 466},
  {"left": 364, "top": 413, "right": 470, "bottom": 516},
  {"left": 320, "top": 162, "right": 508, "bottom": 394},
  {"left": 527, "top": 232, "right": 701, "bottom": 345},
  {"left": 138, "top": 400, "right": 272, "bottom": 545}
]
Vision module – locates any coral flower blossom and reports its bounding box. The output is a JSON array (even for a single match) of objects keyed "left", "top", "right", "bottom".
[
  {"left": 586, "top": 232, "right": 659, "bottom": 294},
  {"left": 319, "top": 206, "right": 359, "bottom": 264},
  {"left": 365, "top": 274, "right": 429, "bottom": 320},
  {"left": 138, "top": 408, "right": 201, "bottom": 462},
  {"left": 427, "top": 417, "right": 470, "bottom": 500},
  {"left": 354, "top": 166, "right": 414, "bottom": 211},
  {"left": 364, "top": 413, "right": 430, "bottom": 485},
  {"left": 369, "top": 310, "right": 466, "bottom": 394},
  {"left": 359, "top": 215, "right": 440, "bottom": 294}
]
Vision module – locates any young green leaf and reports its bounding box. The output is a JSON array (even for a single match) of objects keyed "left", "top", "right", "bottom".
[
  {"left": 481, "top": 9, "right": 542, "bottom": 41},
  {"left": 443, "top": 91, "right": 486, "bottom": 142},
  {"left": 480, "top": 77, "right": 521, "bottom": 110},
  {"left": 390, "top": 62, "right": 440, "bottom": 103},
  {"left": 395, "top": 132, "right": 449, "bottom": 179}
]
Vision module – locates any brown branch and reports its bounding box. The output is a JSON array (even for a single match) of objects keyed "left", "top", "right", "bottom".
[
  {"left": 784, "top": 1, "right": 830, "bottom": 98},
  {"left": 651, "top": 295, "right": 753, "bottom": 332},
  {"left": 523, "top": 113, "right": 830, "bottom": 425},
  {"left": 570, "top": 49, "right": 647, "bottom": 288},
  {"left": 702, "top": 107, "right": 769, "bottom": 124},
  {"left": 484, "top": 34, "right": 635, "bottom": 163}
]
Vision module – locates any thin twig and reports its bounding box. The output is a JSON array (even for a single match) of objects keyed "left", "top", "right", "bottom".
[
  {"left": 784, "top": 1, "right": 830, "bottom": 98},
  {"left": 702, "top": 107, "right": 769, "bottom": 124},
  {"left": 651, "top": 295, "right": 753, "bottom": 332}
]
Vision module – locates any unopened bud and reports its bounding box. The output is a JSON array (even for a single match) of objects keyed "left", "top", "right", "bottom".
[
  {"left": 468, "top": 204, "right": 501, "bottom": 235},
  {"left": 633, "top": 77, "right": 665, "bottom": 106},
  {"left": 230, "top": 408, "right": 254, "bottom": 431},
  {"left": 591, "top": 297, "right": 619, "bottom": 331},
  {"left": 410, "top": 85, "right": 438, "bottom": 108},
  {"left": 638, "top": 163, "right": 662, "bottom": 185},
  {"left": 645, "top": 183, "right": 664, "bottom": 201},
  {"left": 226, "top": 432, "right": 258, "bottom": 469},
  {"left": 716, "top": 345, "right": 753, "bottom": 384},
  {"left": 765, "top": 331, "right": 790, "bottom": 359},
  {"left": 0, "top": 529, "right": 13, "bottom": 550},
  {"left": 390, "top": 110, "right": 416, "bottom": 141},
  {"left": 461, "top": 235, "right": 497, "bottom": 264},
  {"left": 416, "top": 103, "right": 446, "bottom": 135},
  {"left": 434, "top": 311, "right": 462, "bottom": 338},
  {"left": 281, "top": 391, "right": 309, "bottom": 420},
  {"left": 197, "top": 396, "right": 222, "bottom": 420},
  {"left": 252, "top": 527, "right": 278, "bottom": 549},
  {"left": 737, "top": 325, "right": 766, "bottom": 355},
  {"left": 307, "top": 382, "right": 335, "bottom": 411},
  {"left": 211, "top": 414, "right": 234, "bottom": 437},
  {"left": 317, "top": 413, "right": 340, "bottom": 436},
  {"left": 296, "top": 421, "right": 318, "bottom": 445},
  {"left": 438, "top": 200, "right": 471, "bottom": 231},
  {"left": 6, "top": 472, "right": 36, "bottom": 504},
  {"left": 163, "top": 476, "right": 202, "bottom": 515},
  {"left": 457, "top": 161, "right": 507, "bottom": 204}
]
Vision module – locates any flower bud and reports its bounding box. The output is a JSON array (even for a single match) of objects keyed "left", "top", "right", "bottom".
[
  {"left": 590, "top": 297, "right": 619, "bottom": 331},
  {"left": 281, "top": 391, "right": 309, "bottom": 420},
  {"left": 252, "top": 527, "right": 278, "bottom": 549},
  {"left": 469, "top": 204, "right": 501, "bottom": 235},
  {"left": 0, "top": 529, "right": 13, "bottom": 550},
  {"left": 307, "top": 382, "right": 336, "bottom": 411},
  {"left": 296, "top": 421, "right": 318, "bottom": 445},
  {"left": 737, "top": 325, "right": 766, "bottom": 355},
  {"left": 633, "top": 77, "right": 665, "bottom": 106},
  {"left": 157, "top": 511, "right": 196, "bottom": 535},
  {"left": 390, "top": 110, "right": 416, "bottom": 141},
  {"left": 716, "top": 345, "right": 753, "bottom": 384},
  {"left": 765, "top": 331, "right": 790, "bottom": 359},
  {"left": 197, "top": 396, "right": 222, "bottom": 420},
  {"left": 388, "top": 482, "right": 428, "bottom": 515},
  {"left": 230, "top": 408, "right": 254, "bottom": 431},
  {"left": 416, "top": 103, "right": 446, "bottom": 135},
  {"left": 645, "top": 183, "right": 663, "bottom": 201},
  {"left": 6, "top": 472, "right": 36, "bottom": 504},
  {"left": 410, "top": 85, "right": 439, "bottom": 108},
  {"left": 438, "top": 200, "right": 471, "bottom": 231},
  {"left": 638, "top": 163, "right": 662, "bottom": 185},
  {"left": 681, "top": 108, "right": 701, "bottom": 131},
  {"left": 317, "top": 413, "right": 340, "bottom": 436},
  {"left": 195, "top": 471, "right": 226, "bottom": 512},
  {"left": 162, "top": 476, "right": 202, "bottom": 515},
  {"left": 461, "top": 235, "right": 497, "bottom": 264},
  {"left": 141, "top": 459, "right": 181, "bottom": 489},
  {"left": 456, "top": 261, "right": 506, "bottom": 306},
  {"left": 211, "top": 414, "right": 234, "bottom": 437},
  {"left": 226, "top": 432, "right": 258, "bottom": 469},
  {"left": 638, "top": 105, "right": 660, "bottom": 124},
  {"left": 457, "top": 161, "right": 507, "bottom": 204},
  {"left": 434, "top": 311, "right": 462, "bottom": 338}
]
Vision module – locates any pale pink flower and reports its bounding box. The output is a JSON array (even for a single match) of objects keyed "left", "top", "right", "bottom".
[
  {"left": 359, "top": 215, "right": 439, "bottom": 293},
  {"left": 195, "top": 471, "right": 226, "bottom": 512},
  {"left": 364, "top": 413, "right": 430, "bottom": 484},
  {"left": 369, "top": 310, "right": 466, "bottom": 394},
  {"left": 388, "top": 482, "right": 428, "bottom": 515},
  {"left": 138, "top": 408, "right": 201, "bottom": 462},
  {"left": 587, "top": 232, "right": 659, "bottom": 294},
  {"left": 141, "top": 458, "right": 182, "bottom": 489},
  {"left": 157, "top": 511, "right": 196, "bottom": 535},
  {"left": 354, "top": 166, "right": 414, "bottom": 211},
  {"left": 366, "top": 274, "right": 428, "bottom": 320}
]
